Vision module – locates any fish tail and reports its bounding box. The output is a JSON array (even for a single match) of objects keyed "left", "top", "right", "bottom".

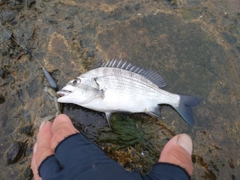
[{"left": 174, "top": 95, "right": 202, "bottom": 126}]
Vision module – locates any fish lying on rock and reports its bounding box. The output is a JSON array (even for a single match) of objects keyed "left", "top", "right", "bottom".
[{"left": 57, "top": 59, "right": 202, "bottom": 126}]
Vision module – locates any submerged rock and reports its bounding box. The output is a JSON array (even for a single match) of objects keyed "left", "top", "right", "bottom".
[{"left": 6, "top": 141, "right": 24, "bottom": 164}]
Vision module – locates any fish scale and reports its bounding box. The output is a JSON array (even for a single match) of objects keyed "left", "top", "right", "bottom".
[
  {"left": 97, "top": 76, "right": 176, "bottom": 112},
  {"left": 57, "top": 59, "right": 202, "bottom": 126}
]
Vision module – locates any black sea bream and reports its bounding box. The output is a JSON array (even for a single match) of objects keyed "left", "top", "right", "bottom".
[{"left": 57, "top": 59, "right": 201, "bottom": 125}]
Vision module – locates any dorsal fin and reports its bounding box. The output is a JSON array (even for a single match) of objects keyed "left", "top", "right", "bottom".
[{"left": 101, "top": 59, "right": 166, "bottom": 88}]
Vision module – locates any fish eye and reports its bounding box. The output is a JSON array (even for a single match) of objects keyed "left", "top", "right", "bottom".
[{"left": 72, "top": 78, "right": 81, "bottom": 85}]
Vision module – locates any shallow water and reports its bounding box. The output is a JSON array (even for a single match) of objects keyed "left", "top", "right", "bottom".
[{"left": 0, "top": 0, "right": 240, "bottom": 179}]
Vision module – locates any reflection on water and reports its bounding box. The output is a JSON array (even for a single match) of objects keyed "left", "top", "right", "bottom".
[{"left": 0, "top": 0, "right": 240, "bottom": 179}]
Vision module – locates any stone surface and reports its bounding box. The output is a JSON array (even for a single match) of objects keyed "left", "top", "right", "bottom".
[{"left": 0, "top": 0, "right": 240, "bottom": 179}]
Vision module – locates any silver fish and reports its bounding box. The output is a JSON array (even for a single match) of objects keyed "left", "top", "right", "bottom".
[{"left": 57, "top": 59, "right": 201, "bottom": 125}]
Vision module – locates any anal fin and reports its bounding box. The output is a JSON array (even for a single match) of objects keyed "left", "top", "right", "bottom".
[{"left": 145, "top": 106, "right": 161, "bottom": 118}]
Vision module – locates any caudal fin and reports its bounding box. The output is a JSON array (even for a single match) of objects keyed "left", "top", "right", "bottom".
[{"left": 174, "top": 95, "right": 202, "bottom": 126}]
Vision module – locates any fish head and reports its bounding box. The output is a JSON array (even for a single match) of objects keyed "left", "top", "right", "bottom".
[{"left": 57, "top": 77, "right": 98, "bottom": 105}]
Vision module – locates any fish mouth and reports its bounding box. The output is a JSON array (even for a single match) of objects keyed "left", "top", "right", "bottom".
[{"left": 57, "top": 89, "right": 72, "bottom": 97}]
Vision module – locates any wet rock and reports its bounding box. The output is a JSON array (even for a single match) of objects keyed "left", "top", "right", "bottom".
[
  {"left": 236, "top": 46, "right": 240, "bottom": 52},
  {"left": 21, "top": 167, "right": 33, "bottom": 180},
  {"left": 79, "top": 39, "right": 86, "bottom": 48},
  {"left": 79, "top": 39, "right": 93, "bottom": 48},
  {"left": 67, "top": 24, "right": 74, "bottom": 29},
  {"left": 51, "top": 69, "right": 60, "bottom": 78},
  {"left": 134, "top": 3, "right": 140, "bottom": 11},
  {"left": 0, "top": 45, "right": 9, "bottom": 56},
  {"left": 25, "top": 143, "right": 33, "bottom": 157},
  {"left": 222, "top": 32, "right": 237, "bottom": 44},
  {"left": 35, "top": 52, "right": 45, "bottom": 61},
  {"left": 43, "top": 17, "right": 58, "bottom": 24},
  {"left": 86, "top": 50, "right": 94, "bottom": 57},
  {"left": 125, "top": 5, "right": 132, "bottom": 12},
  {"left": 0, "top": 95, "right": 5, "bottom": 104},
  {"left": 7, "top": 75, "right": 15, "bottom": 87},
  {"left": 13, "top": 20, "right": 35, "bottom": 41},
  {"left": 0, "top": 1, "right": 5, "bottom": 6},
  {"left": 20, "top": 125, "right": 33, "bottom": 136},
  {"left": 165, "top": 0, "right": 178, "bottom": 7},
  {"left": 27, "top": 0, "right": 35, "bottom": 8},
  {"left": 186, "top": 0, "right": 201, "bottom": 6},
  {"left": 6, "top": 142, "right": 24, "bottom": 164},
  {"left": 181, "top": 9, "right": 200, "bottom": 20},
  {"left": 27, "top": 78, "right": 41, "bottom": 99},
  {"left": 0, "top": 68, "right": 6, "bottom": 78},
  {"left": 2, "top": 10, "right": 17, "bottom": 23},
  {"left": 0, "top": 28, "right": 12, "bottom": 44}
]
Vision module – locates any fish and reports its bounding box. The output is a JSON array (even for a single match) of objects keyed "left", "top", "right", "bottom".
[{"left": 57, "top": 59, "right": 202, "bottom": 126}]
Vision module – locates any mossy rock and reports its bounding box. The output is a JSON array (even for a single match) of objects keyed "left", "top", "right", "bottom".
[{"left": 97, "top": 114, "right": 144, "bottom": 149}]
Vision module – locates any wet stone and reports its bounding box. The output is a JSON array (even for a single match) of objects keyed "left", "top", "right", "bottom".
[
  {"left": 0, "top": 45, "right": 9, "bottom": 56},
  {"left": 0, "top": 68, "right": 6, "bottom": 78},
  {"left": 27, "top": 0, "right": 36, "bottom": 8},
  {"left": 27, "top": 78, "right": 41, "bottom": 99},
  {"left": 67, "top": 24, "right": 74, "bottom": 29},
  {"left": 222, "top": 32, "right": 237, "bottom": 44},
  {"left": 236, "top": 46, "right": 240, "bottom": 52},
  {"left": 2, "top": 10, "right": 17, "bottom": 22},
  {"left": 35, "top": 52, "right": 45, "bottom": 61},
  {"left": 25, "top": 144, "right": 33, "bottom": 157},
  {"left": 186, "top": 0, "right": 202, "bottom": 5},
  {"left": 164, "top": 0, "right": 176, "bottom": 5},
  {"left": 7, "top": 75, "right": 15, "bottom": 87},
  {"left": 43, "top": 17, "right": 58, "bottom": 24},
  {"left": 0, "top": 29, "right": 12, "bottom": 44},
  {"left": 79, "top": 39, "right": 92, "bottom": 48},
  {"left": 21, "top": 167, "right": 33, "bottom": 180},
  {"left": 0, "top": 0, "right": 239, "bottom": 179},
  {"left": 86, "top": 50, "right": 94, "bottom": 57},
  {"left": 0, "top": 95, "right": 5, "bottom": 104},
  {"left": 6, "top": 142, "right": 24, "bottom": 164},
  {"left": 125, "top": 5, "right": 132, "bottom": 12},
  {"left": 134, "top": 3, "right": 140, "bottom": 10},
  {"left": 20, "top": 125, "right": 33, "bottom": 136}
]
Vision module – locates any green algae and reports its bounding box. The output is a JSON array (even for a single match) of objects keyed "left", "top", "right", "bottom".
[{"left": 97, "top": 114, "right": 144, "bottom": 149}]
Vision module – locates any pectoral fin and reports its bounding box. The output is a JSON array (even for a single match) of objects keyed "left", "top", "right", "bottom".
[
  {"left": 105, "top": 112, "right": 111, "bottom": 126},
  {"left": 95, "top": 89, "right": 105, "bottom": 99},
  {"left": 81, "top": 89, "right": 104, "bottom": 104}
]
